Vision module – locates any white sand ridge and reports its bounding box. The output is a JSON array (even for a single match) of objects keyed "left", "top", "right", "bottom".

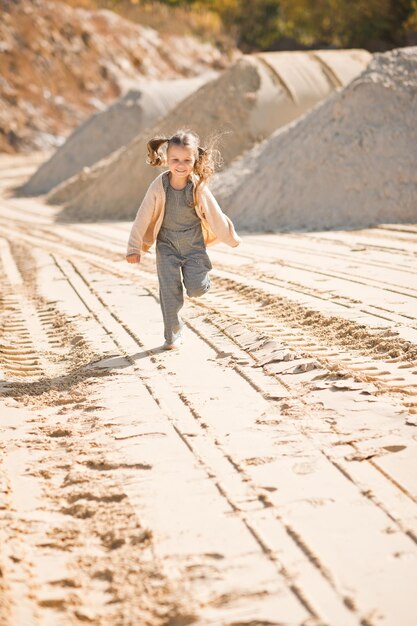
[
  {"left": 19, "top": 75, "right": 215, "bottom": 196},
  {"left": 212, "top": 46, "right": 417, "bottom": 231},
  {"left": 44, "top": 50, "right": 370, "bottom": 222}
]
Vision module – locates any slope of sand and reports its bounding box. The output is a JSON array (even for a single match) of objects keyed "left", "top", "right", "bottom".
[
  {"left": 45, "top": 50, "right": 371, "bottom": 221},
  {"left": 19, "top": 75, "right": 215, "bottom": 196},
  {"left": 212, "top": 46, "right": 417, "bottom": 231},
  {"left": 0, "top": 0, "right": 232, "bottom": 154},
  {"left": 1, "top": 154, "right": 417, "bottom": 625}
]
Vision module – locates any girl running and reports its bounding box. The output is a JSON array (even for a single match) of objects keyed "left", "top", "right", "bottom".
[{"left": 126, "top": 129, "right": 241, "bottom": 350}]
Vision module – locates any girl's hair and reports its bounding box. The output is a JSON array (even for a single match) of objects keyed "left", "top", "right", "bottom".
[{"left": 146, "top": 129, "right": 221, "bottom": 198}]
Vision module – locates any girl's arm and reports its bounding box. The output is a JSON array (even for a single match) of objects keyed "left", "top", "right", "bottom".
[
  {"left": 200, "top": 186, "right": 241, "bottom": 248},
  {"left": 126, "top": 184, "right": 157, "bottom": 257}
]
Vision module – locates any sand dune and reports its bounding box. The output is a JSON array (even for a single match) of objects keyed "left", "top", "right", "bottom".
[
  {"left": 45, "top": 50, "right": 370, "bottom": 222},
  {"left": 213, "top": 47, "right": 417, "bottom": 231},
  {"left": 19, "top": 75, "right": 215, "bottom": 196}
]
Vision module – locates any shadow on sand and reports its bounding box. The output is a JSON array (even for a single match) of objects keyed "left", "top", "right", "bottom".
[{"left": 0, "top": 347, "right": 166, "bottom": 399}]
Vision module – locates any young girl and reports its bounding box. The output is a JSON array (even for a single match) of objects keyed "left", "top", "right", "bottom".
[{"left": 126, "top": 129, "right": 241, "bottom": 350}]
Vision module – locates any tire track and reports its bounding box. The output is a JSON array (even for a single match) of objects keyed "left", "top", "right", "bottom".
[
  {"left": 83, "top": 257, "right": 417, "bottom": 532},
  {"left": 1, "top": 242, "right": 312, "bottom": 624},
  {"left": 50, "top": 254, "right": 367, "bottom": 626},
  {"left": 243, "top": 233, "right": 417, "bottom": 278},
  {"left": 0, "top": 242, "right": 201, "bottom": 626},
  {"left": 208, "top": 270, "right": 417, "bottom": 389},
  {"left": 2, "top": 216, "right": 417, "bottom": 402},
  {"left": 2, "top": 180, "right": 415, "bottom": 624},
  {"left": 21, "top": 204, "right": 417, "bottom": 400},
  {"left": 90, "top": 248, "right": 417, "bottom": 407},
  {"left": 5, "top": 204, "right": 417, "bottom": 315},
  {"left": 194, "top": 313, "right": 417, "bottom": 528},
  {"left": 206, "top": 247, "right": 417, "bottom": 331},
  {"left": 65, "top": 252, "right": 416, "bottom": 623},
  {"left": 76, "top": 256, "right": 417, "bottom": 538}
]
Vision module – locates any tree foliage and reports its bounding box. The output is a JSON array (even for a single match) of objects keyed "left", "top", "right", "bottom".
[
  {"left": 110, "top": 0, "right": 417, "bottom": 50},
  {"left": 279, "top": 0, "right": 416, "bottom": 48},
  {"left": 208, "top": 0, "right": 281, "bottom": 49}
]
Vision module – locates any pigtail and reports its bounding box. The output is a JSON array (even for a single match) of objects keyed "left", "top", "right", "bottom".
[
  {"left": 147, "top": 137, "right": 169, "bottom": 167},
  {"left": 193, "top": 142, "right": 222, "bottom": 197}
]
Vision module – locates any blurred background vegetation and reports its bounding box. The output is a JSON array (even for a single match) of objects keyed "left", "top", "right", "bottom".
[{"left": 65, "top": 0, "right": 417, "bottom": 51}]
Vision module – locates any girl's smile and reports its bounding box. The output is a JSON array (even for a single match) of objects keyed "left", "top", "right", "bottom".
[{"left": 167, "top": 145, "right": 196, "bottom": 189}]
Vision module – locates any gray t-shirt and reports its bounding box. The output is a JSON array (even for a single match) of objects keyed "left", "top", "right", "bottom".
[{"left": 160, "top": 171, "right": 200, "bottom": 231}]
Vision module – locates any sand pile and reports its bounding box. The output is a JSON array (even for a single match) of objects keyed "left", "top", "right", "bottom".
[
  {"left": 20, "top": 75, "right": 214, "bottom": 195},
  {"left": 212, "top": 47, "right": 417, "bottom": 231},
  {"left": 0, "top": 0, "right": 231, "bottom": 154},
  {"left": 46, "top": 50, "right": 371, "bottom": 221}
]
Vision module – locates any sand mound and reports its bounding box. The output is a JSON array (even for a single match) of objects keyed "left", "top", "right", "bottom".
[
  {"left": 19, "top": 75, "right": 213, "bottom": 195},
  {"left": 0, "top": 0, "right": 232, "bottom": 155},
  {"left": 212, "top": 47, "right": 417, "bottom": 231},
  {"left": 47, "top": 50, "right": 371, "bottom": 221}
]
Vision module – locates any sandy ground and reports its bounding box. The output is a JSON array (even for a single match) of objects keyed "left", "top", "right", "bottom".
[{"left": 1, "top": 154, "right": 417, "bottom": 626}]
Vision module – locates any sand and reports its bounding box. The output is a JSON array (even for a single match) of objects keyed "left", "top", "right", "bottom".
[
  {"left": 212, "top": 46, "right": 417, "bottom": 231},
  {"left": 1, "top": 154, "right": 417, "bottom": 625},
  {"left": 19, "top": 75, "right": 215, "bottom": 196},
  {"left": 45, "top": 50, "right": 371, "bottom": 221},
  {"left": 0, "top": 0, "right": 233, "bottom": 154}
]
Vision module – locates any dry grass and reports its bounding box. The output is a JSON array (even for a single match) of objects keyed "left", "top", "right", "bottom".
[{"left": 62, "top": 0, "right": 232, "bottom": 48}]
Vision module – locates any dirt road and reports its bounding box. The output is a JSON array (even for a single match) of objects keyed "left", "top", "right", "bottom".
[{"left": 1, "top": 154, "right": 417, "bottom": 626}]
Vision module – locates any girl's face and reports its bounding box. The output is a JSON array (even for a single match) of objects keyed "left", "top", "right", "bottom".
[{"left": 166, "top": 144, "right": 196, "bottom": 184}]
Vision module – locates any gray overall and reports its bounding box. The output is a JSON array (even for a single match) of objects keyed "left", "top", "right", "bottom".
[{"left": 156, "top": 173, "right": 212, "bottom": 344}]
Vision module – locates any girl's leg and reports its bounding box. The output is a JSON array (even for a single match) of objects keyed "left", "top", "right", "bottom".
[
  {"left": 181, "top": 224, "right": 212, "bottom": 298},
  {"left": 182, "top": 250, "right": 212, "bottom": 298},
  {"left": 156, "top": 241, "right": 184, "bottom": 344}
]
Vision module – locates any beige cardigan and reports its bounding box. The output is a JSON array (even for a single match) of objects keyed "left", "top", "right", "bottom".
[{"left": 126, "top": 172, "right": 241, "bottom": 255}]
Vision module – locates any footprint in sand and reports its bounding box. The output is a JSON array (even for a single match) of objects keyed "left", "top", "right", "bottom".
[
  {"left": 47, "top": 428, "right": 72, "bottom": 438},
  {"left": 292, "top": 461, "right": 317, "bottom": 475},
  {"left": 62, "top": 503, "right": 96, "bottom": 519},
  {"left": 244, "top": 456, "right": 276, "bottom": 466}
]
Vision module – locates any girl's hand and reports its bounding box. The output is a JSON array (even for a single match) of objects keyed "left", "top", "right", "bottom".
[{"left": 126, "top": 254, "right": 141, "bottom": 264}]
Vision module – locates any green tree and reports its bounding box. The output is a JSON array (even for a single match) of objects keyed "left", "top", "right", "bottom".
[
  {"left": 211, "top": 0, "right": 281, "bottom": 50},
  {"left": 279, "top": 0, "right": 415, "bottom": 48},
  {"left": 105, "top": 0, "right": 417, "bottom": 50},
  {"left": 140, "top": 0, "right": 282, "bottom": 50}
]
